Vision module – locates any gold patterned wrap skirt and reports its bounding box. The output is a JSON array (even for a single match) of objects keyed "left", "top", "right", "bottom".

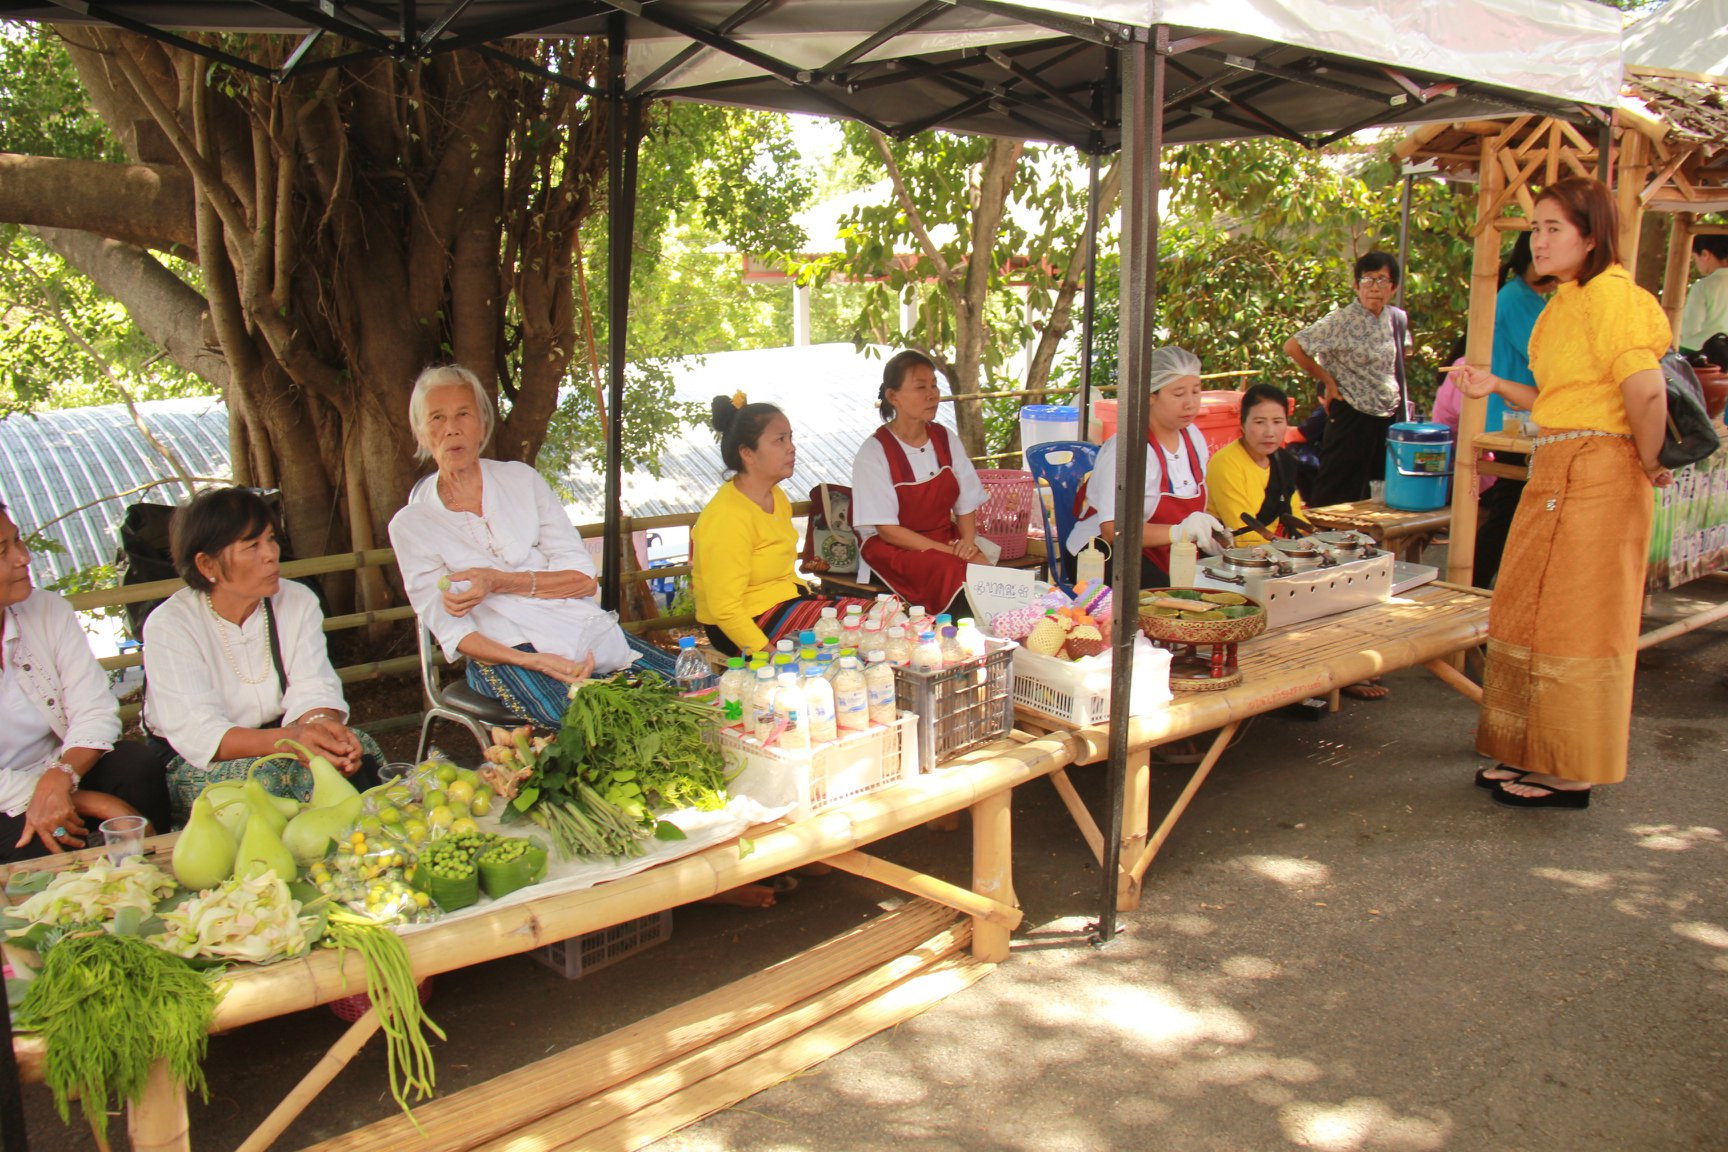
[{"left": 1477, "top": 434, "right": 1653, "bottom": 784}]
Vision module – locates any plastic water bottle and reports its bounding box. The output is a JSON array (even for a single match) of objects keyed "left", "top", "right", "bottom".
[
  {"left": 939, "top": 625, "right": 965, "bottom": 665},
  {"left": 752, "top": 665, "right": 779, "bottom": 741},
  {"left": 816, "top": 649, "right": 836, "bottom": 682},
  {"left": 864, "top": 650, "right": 898, "bottom": 726},
  {"left": 718, "top": 656, "right": 750, "bottom": 727},
  {"left": 673, "top": 636, "right": 715, "bottom": 696},
  {"left": 773, "top": 671, "right": 808, "bottom": 751},
  {"left": 905, "top": 604, "right": 929, "bottom": 639},
  {"left": 833, "top": 656, "right": 869, "bottom": 733},
  {"left": 912, "top": 629, "right": 944, "bottom": 672},
  {"left": 821, "top": 636, "right": 842, "bottom": 673},
  {"left": 954, "top": 618, "right": 988, "bottom": 660},
  {"left": 801, "top": 664, "right": 837, "bottom": 745},
  {"left": 798, "top": 629, "right": 818, "bottom": 650},
  {"left": 775, "top": 639, "right": 796, "bottom": 663},
  {"left": 884, "top": 625, "right": 912, "bottom": 668},
  {"left": 799, "top": 646, "right": 819, "bottom": 675},
  {"left": 814, "top": 606, "right": 841, "bottom": 643}
]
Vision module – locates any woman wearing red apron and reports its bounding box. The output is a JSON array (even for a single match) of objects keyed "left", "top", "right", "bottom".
[
  {"left": 1067, "top": 346, "right": 1231, "bottom": 588},
  {"left": 850, "top": 350, "right": 989, "bottom": 613}
]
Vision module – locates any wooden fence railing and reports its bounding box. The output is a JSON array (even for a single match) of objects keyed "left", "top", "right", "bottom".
[{"left": 68, "top": 503, "right": 812, "bottom": 721}]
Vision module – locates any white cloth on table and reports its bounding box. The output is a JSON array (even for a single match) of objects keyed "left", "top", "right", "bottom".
[
  {"left": 142, "top": 580, "right": 348, "bottom": 771},
  {"left": 388, "top": 458, "right": 634, "bottom": 672},
  {"left": 1066, "top": 430, "right": 1209, "bottom": 555},
  {"left": 0, "top": 589, "right": 120, "bottom": 815}
]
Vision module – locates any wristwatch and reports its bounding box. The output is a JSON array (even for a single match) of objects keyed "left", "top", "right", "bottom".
[{"left": 47, "top": 759, "right": 80, "bottom": 792}]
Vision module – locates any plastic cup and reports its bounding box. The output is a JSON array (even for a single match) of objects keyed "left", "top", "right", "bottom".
[{"left": 99, "top": 815, "right": 148, "bottom": 865}]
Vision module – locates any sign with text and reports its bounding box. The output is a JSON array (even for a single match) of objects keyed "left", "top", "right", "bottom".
[{"left": 965, "top": 563, "right": 1038, "bottom": 623}]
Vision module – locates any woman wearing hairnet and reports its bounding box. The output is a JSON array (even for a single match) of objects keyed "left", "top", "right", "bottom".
[{"left": 1068, "top": 346, "right": 1230, "bottom": 589}]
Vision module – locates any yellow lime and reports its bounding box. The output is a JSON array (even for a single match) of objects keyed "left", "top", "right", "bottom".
[
  {"left": 422, "top": 789, "right": 446, "bottom": 810},
  {"left": 469, "top": 792, "right": 492, "bottom": 817},
  {"left": 456, "top": 768, "right": 480, "bottom": 788},
  {"left": 427, "top": 805, "right": 455, "bottom": 830},
  {"left": 377, "top": 804, "right": 403, "bottom": 826},
  {"left": 445, "top": 780, "right": 475, "bottom": 806},
  {"left": 450, "top": 817, "right": 480, "bottom": 837},
  {"left": 435, "top": 762, "right": 459, "bottom": 785},
  {"left": 404, "top": 819, "right": 430, "bottom": 843}
]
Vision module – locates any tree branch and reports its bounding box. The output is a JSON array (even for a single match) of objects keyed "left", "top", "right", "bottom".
[
  {"left": 0, "top": 154, "right": 194, "bottom": 252},
  {"left": 872, "top": 129, "right": 953, "bottom": 285}
]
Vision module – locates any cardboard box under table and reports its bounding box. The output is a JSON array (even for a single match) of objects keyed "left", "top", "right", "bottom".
[
  {"left": 1013, "top": 583, "right": 1491, "bottom": 912},
  {"left": 2, "top": 729, "right": 1079, "bottom": 1152}
]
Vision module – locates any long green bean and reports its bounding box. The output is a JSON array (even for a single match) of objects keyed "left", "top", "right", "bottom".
[{"left": 326, "top": 914, "right": 445, "bottom": 1118}]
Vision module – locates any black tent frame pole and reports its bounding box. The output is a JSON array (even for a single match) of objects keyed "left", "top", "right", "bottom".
[
  {"left": 1097, "top": 27, "right": 1165, "bottom": 944},
  {"left": 602, "top": 14, "right": 643, "bottom": 613},
  {"left": 1396, "top": 168, "right": 1413, "bottom": 310},
  {"left": 1077, "top": 150, "right": 1101, "bottom": 427}
]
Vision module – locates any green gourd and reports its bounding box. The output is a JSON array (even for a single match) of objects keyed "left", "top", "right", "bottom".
[
  {"left": 235, "top": 807, "right": 298, "bottom": 882},
  {"left": 172, "top": 794, "right": 238, "bottom": 890},
  {"left": 242, "top": 778, "right": 291, "bottom": 835},
  {"left": 281, "top": 794, "right": 363, "bottom": 867},
  {"left": 202, "top": 783, "right": 251, "bottom": 840},
  {"left": 276, "top": 738, "right": 361, "bottom": 808}
]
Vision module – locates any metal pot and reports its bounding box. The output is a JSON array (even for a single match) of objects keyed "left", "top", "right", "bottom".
[
  {"left": 1307, "top": 530, "right": 1375, "bottom": 561},
  {"left": 1266, "top": 538, "right": 1326, "bottom": 570}
]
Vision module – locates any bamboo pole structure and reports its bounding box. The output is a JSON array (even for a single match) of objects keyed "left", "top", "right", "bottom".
[
  {"left": 1637, "top": 598, "right": 1728, "bottom": 649},
  {"left": 1046, "top": 769, "right": 1104, "bottom": 864},
  {"left": 1661, "top": 211, "right": 1695, "bottom": 335},
  {"left": 1423, "top": 657, "right": 1484, "bottom": 703},
  {"left": 970, "top": 789, "right": 1015, "bottom": 963},
  {"left": 127, "top": 1060, "right": 190, "bottom": 1152},
  {"left": 825, "top": 850, "right": 1021, "bottom": 930},
  {"left": 1127, "top": 720, "right": 1239, "bottom": 890},
  {"left": 1447, "top": 129, "right": 1506, "bottom": 587},
  {"left": 235, "top": 1009, "right": 383, "bottom": 1152}
]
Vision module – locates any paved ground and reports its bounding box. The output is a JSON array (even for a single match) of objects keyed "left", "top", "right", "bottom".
[{"left": 15, "top": 575, "right": 1728, "bottom": 1152}]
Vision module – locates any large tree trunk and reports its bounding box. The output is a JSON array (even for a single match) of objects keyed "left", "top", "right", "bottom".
[{"left": 1, "top": 29, "right": 612, "bottom": 617}]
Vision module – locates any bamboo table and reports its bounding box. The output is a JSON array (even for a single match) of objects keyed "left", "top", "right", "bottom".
[
  {"left": 1303, "top": 498, "right": 1454, "bottom": 562},
  {"left": 5, "top": 730, "right": 1081, "bottom": 1152},
  {"left": 1017, "top": 583, "right": 1492, "bottom": 911}
]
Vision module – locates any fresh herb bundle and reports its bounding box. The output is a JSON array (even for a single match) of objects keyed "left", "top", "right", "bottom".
[
  {"left": 15, "top": 932, "right": 218, "bottom": 1141},
  {"left": 549, "top": 672, "right": 730, "bottom": 814}
]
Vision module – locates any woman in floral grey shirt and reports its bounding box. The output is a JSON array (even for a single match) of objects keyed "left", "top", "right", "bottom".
[{"left": 1283, "top": 252, "right": 1409, "bottom": 507}]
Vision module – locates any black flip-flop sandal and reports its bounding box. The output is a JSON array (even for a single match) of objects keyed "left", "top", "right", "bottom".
[
  {"left": 1474, "top": 765, "right": 1526, "bottom": 790},
  {"left": 1492, "top": 780, "right": 1590, "bottom": 809}
]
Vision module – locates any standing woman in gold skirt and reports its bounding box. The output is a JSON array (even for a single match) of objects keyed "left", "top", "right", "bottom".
[{"left": 1451, "top": 177, "right": 1673, "bottom": 809}]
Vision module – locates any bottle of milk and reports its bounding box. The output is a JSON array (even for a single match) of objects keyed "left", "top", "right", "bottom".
[
  {"left": 773, "top": 670, "right": 808, "bottom": 751},
  {"left": 801, "top": 663, "right": 838, "bottom": 745},
  {"left": 717, "top": 656, "right": 750, "bottom": 728},
  {"left": 863, "top": 650, "right": 898, "bottom": 726},
  {"left": 911, "top": 629, "right": 945, "bottom": 672},
  {"left": 752, "top": 664, "right": 779, "bottom": 742},
  {"left": 832, "top": 656, "right": 869, "bottom": 733}
]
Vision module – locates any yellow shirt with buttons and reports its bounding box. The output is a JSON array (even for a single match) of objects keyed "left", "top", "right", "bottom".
[{"left": 1527, "top": 264, "right": 1671, "bottom": 436}]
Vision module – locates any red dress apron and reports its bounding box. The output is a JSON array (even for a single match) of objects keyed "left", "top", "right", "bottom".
[
  {"left": 1142, "top": 426, "right": 1208, "bottom": 577},
  {"left": 859, "top": 424, "right": 969, "bottom": 612}
]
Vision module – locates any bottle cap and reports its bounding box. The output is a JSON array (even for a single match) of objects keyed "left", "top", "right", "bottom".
[
  {"left": 727, "top": 656, "right": 745, "bottom": 668},
  {"left": 678, "top": 636, "right": 695, "bottom": 649}
]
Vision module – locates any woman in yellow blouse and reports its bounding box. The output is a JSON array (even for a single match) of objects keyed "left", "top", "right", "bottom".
[
  {"left": 1206, "top": 383, "right": 1306, "bottom": 545},
  {"left": 693, "top": 398, "right": 862, "bottom": 657},
  {"left": 1452, "top": 177, "right": 1672, "bottom": 810}
]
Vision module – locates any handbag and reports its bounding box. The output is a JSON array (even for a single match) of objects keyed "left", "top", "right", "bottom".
[
  {"left": 800, "top": 482, "right": 859, "bottom": 574},
  {"left": 1658, "top": 352, "right": 1721, "bottom": 469}
]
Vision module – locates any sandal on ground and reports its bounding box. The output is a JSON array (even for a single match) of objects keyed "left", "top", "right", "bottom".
[
  {"left": 1492, "top": 780, "right": 1590, "bottom": 809},
  {"left": 764, "top": 874, "right": 799, "bottom": 894},
  {"left": 1474, "top": 764, "right": 1526, "bottom": 790},
  {"left": 1340, "top": 678, "right": 1390, "bottom": 701}
]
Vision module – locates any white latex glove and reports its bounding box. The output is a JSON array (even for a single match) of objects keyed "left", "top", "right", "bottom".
[{"left": 1171, "top": 511, "right": 1229, "bottom": 555}]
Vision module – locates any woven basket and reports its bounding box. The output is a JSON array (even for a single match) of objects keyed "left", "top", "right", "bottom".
[
  {"left": 975, "top": 469, "right": 1034, "bottom": 560},
  {"left": 1138, "top": 592, "right": 1268, "bottom": 645}
]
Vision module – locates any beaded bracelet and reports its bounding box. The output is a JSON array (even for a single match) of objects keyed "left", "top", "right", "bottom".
[
  {"left": 529, "top": 571, "right": 538, "bottom": 598},
  {"left": 46, "top": 760, "right": 80, "bottom": 792}
]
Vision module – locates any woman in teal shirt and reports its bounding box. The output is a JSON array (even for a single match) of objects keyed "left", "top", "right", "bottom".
[{"left": 1477, "top": 232, "right": 1551, "bottom": 586}]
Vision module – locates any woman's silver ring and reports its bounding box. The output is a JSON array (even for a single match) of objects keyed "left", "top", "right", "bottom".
[{"left": 51, "top": 826, "right": 66, "bottom": 839}]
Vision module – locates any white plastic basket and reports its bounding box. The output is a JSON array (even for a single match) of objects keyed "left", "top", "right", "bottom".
[
  {"left": 715, "top": 712, "right": 919, "bottom": 821},
  {"left": 531, "top": 911, "right": 673, "bottom": 981},
  {"left": 1011, "top": 637, "right": 1172, "bottom": 727}
]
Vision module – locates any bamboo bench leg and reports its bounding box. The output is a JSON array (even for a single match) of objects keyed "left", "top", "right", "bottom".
[
  {"left": 970, "top": 788, "right": 1014, "bottom": 963},
  {"left": 1116, "top": 748, "right": 1151, "bottom": 912},
  {"left": 128, "top": 1058, "right": 190, "bottom": 1152},
  {"left": 1123, "top": 721, "right": 1241, "bottom": 910}
]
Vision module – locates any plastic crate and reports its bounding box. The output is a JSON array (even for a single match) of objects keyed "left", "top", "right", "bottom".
[
  {"left": 531, "top": 911, "right": 673, "bottom": 981},
  {"left": 716, "top": 713, "right": 919, "bottom": 821},
  {"left": 893, "top": 639, "right": 1016, "bottom": 771},
  {"left": 1011, "top": 639, "right": 1173, "bottom": 727},
  {"left": 975, "top": 469, "right": 1035, "bottom": 560}
]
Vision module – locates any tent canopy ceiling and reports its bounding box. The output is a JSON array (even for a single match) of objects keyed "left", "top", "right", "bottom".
[{"left": 1, "top": 1, "right": 1620, "bottom": 151}]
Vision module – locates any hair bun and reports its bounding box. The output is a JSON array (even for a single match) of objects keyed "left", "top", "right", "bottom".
[{"left": 710, "top": 395, "right": 737, "bottom": 435}]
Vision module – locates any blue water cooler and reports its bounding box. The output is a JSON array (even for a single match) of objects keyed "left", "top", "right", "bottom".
[{"left": 1384, "top": 422, "right": 1454, "bottom": 511}]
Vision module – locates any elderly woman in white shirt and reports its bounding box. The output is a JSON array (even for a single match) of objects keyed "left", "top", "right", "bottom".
[
  {"left": 389, "top": 365, "right": 640, "bottom": 729},
  {"left": 1, "top": 501, "right": 170, "bottom": 858},
  {"left": 143, "top": 487, "right": 381, "bottom": 818}
]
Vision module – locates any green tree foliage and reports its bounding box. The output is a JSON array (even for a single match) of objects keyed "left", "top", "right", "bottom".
[{"left": 1079, "top": 137, "right": 1476, "bottom": 418}]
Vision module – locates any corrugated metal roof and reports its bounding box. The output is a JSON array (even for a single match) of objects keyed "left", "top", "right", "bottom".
[
  {"left": 0, "top": 346, "right": 947, "bottom": 581},
  {"left": 556, "top": 343, "right": 954, "bottom": 521},
  {"left": 0, "top": 398, "right": 231, "bottom": 585}
]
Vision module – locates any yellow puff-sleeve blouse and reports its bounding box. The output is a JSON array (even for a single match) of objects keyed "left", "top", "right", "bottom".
[
  {"left": 1527, "top": 264, "right": 1671, "bottom": 436},
  {"left": 692, "top": 481, "right": 805, "bottom": 655}
]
